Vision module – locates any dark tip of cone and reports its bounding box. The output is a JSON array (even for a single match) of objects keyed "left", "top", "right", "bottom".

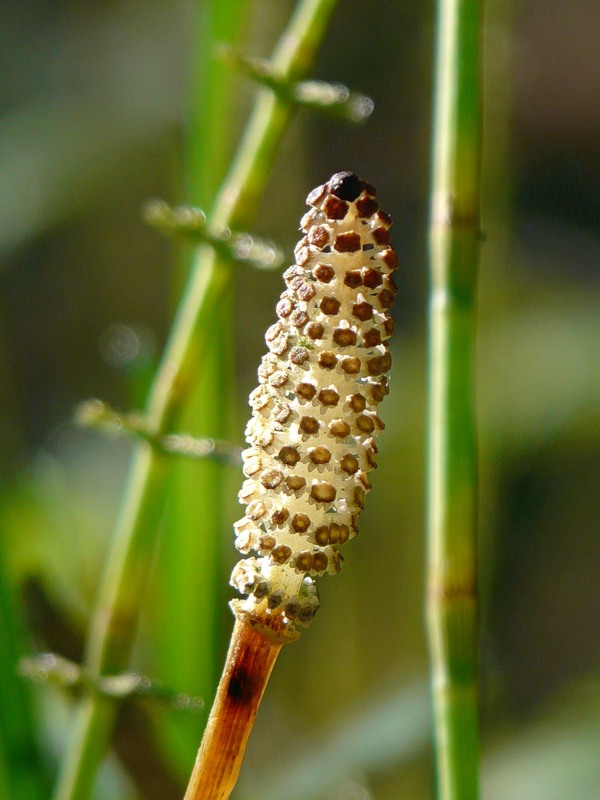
[{"left": 328, "top": 172, "right": 362, "bottom": 202}]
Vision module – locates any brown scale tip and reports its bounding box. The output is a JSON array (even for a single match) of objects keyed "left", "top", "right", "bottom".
[{"left": 328, "top": 171, "right": 363, "bottom": 202}]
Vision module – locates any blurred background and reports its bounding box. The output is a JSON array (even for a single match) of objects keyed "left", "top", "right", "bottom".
[{"left": 1, "top": 1, "right": 599, "bottom": 798}]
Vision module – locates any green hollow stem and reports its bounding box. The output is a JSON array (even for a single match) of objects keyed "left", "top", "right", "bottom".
[
  {"left": 426, "top": 2, "right": 483, "bottom": 800},
  {"left": 155, "top": 0, "right": 248, "bottom": 776},
  {"left": 53, "top": 1, "right": 338, "bottom": 798}
]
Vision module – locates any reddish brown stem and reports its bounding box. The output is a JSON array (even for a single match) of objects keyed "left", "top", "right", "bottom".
[{"left": 183, "top": 615, "right": 289, "bottom": 800}]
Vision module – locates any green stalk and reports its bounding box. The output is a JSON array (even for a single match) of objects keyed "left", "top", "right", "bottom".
[
  {"left": 185, "top": 1, "right": 249, "bottom": 209},
  {"left": 155, "top": 0, "right": 248, "bottom": 777},
  {"left": 426, "top": 2, "right": 483, "bottom": 800},
  {"left": 53, "top": 1, "right": 338, "bottom": 797}
]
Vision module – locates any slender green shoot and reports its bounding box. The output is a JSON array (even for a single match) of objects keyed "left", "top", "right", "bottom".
[
  {"left": 426, "top": 1, "right": 483, "bottom": 799},
  {"left": 154, "top": 0, "right": 250, "bottom": 776},
  {"left": 53, "top": 0, "right": 339, "bottom": 797}
]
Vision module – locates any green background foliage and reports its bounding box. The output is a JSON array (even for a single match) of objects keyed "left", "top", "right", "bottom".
[{"left": 0, "top": 1, "right": 599, "bottom": 798}]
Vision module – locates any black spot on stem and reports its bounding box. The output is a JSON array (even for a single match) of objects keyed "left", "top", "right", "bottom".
[{"left": 227, "top": 667, "right": 253, "bottom": 703}]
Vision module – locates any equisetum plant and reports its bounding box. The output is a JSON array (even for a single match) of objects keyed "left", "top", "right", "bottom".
[{"left": 184, "top": 171, "right": 398, "bottom": 799}]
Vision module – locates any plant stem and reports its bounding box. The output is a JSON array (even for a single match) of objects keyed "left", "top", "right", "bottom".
[
  {"left": 53, "top": 1, "right": 338, "bottom": 797},
  {"left": 156, "top": 0, "right": 249, "bottom": 776},
  {"left": 183, "top": 618, "right": 283, "bottom": 800},
  {"left": 426, "top": 1, "right": 483, "bottom": 799}
]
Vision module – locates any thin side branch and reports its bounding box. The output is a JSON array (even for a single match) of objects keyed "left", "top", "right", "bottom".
[
  {"left": 19, "top": 653, "right": 204, "bottom": 710},
  {"left": 143, "top": 199, "right": 283, "bottom": 271},
  {"left": 76, "top": 399, "right": 243, "bottom": 465},
  {"left": 219, "top": 46, "right": 373, "bottom": 123}
]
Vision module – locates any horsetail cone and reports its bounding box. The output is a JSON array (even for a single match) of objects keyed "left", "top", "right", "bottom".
[{"left": 230, "top": 172, "right": 398, "bottom": 640}]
